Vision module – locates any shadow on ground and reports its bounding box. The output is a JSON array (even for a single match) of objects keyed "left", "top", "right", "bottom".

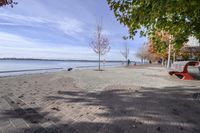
[{"left": 1, "top": 86, "right": 200, "bottom": 133}]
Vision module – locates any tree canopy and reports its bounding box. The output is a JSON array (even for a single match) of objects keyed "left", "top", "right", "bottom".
[
  {"left": 0, "top": 0, "right": 17, "bottom": 7},
  {"left": 107, "top": 0, "right": 200, "bottom": 46},
  {"left": 148, "top": 33, "right": 168, "bottom": 59}
]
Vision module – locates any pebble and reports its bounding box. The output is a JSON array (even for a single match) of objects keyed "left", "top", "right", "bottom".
[
  {"left": 51, "top": 106, "right": 60, "bottom": 111},
  {"left": 132, "top": 125, "right": 137, "bottom": 128},
  {"left": 18, "top": 94, "right": 24, "bottom": 98},
  {"left": 157, "top": 127, "right": 161, "bottom": 131}
]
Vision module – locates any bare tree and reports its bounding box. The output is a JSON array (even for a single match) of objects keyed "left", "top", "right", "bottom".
[
  {"left": 90, "top": 20, "right": 110, "bottom": 71},
  {"left": 121, "top": 41, "right": 129, "bottom": 66},
  {"left": 136, "top": 43, "right": 149, "bottom": 64}
]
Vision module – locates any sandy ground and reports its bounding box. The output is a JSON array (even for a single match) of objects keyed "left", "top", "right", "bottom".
[{"left": 0, "top": 65, "right": 200, "bottom": 133}]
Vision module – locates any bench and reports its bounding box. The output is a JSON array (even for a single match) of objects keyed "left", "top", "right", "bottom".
[{"left": 169, "top": 61, "right": 200, "bottom": 80}]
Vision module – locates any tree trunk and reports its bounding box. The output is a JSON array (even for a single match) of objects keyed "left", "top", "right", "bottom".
[
  {"left": 161, "top": 58, "right": 164, "bottom": 65},
  {"left": 98, "top": 52, "right": 101, "bottom": 70},
  {"left": 173, "top": 52, "right": 176, "bottom": 63},
  {"left": 126, "top": 58, "right": 128, "bottom": 67},
  {"left": 167, "top": 44, "right": 171, "bottom": 68},
  {"left": 163, "top": 59, "right": 166, "bottom": 66}
]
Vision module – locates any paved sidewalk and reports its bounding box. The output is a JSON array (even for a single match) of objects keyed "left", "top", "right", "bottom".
[
  {"left": 1, "top": 85, "right": 200, "bottom": 133},
  {"left": 0, "top": 67, "right": 200, "bottom": 133}
]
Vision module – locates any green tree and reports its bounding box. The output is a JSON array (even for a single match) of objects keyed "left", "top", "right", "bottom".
[
  {"left": 149, "top": 32, "right": 168, "bottom": 65},
  {"left": 149, "top": 30, "right": 183, "bottom": 66},
  {"left": 107, "top": 0, "right": 200, "bottom": 47}
]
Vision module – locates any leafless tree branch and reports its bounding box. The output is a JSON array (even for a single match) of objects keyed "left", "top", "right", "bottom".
[
  {"left": 90, "top": 19, "right": 110, "bottom": 70},
  {"left": 121, "top": 41, "right": 129, "bottom": 66}
]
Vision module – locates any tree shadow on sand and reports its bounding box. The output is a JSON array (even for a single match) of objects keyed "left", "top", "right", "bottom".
[{"left": 1, "top": 86, "right": 200, "bottom": 133}]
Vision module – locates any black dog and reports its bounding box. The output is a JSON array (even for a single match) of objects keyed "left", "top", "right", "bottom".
[{"left": 67, "top": 68, "right": 73, "bottom": 71}]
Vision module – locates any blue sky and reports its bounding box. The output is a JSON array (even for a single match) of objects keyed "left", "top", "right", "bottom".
[{"left": 0, "top": 0, "right": 147, "bottom": 60}]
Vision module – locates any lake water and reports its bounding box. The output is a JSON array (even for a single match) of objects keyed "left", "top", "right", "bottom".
[{"left": 0, "top": 60, "right": 123, "bottom": 76}]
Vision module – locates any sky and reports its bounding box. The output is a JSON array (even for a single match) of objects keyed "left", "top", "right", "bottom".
[{"left": 0, "top": 0, "right": 147, "bottom": 61}]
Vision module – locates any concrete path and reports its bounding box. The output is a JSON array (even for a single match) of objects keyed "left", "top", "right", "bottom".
[{"left": 0, "top": 66, "right": 200, "bottom": 133}]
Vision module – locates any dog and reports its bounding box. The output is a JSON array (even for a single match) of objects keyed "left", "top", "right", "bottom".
[{"left": 67, "top": 68, "right": 73, "bottom": 71}]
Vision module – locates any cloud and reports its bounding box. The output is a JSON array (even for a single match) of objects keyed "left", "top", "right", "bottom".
[
  {"left": 0, "top": 46, "right": 94, "bottom": 59},
  {"left": 0, "top": 12, "right": 48, "bottom": 26},
  {"left": 0, "top": 31, "right": 99, "bottom": 60},
  {"left": 0, "top": 0, "right": 147, "bottom": 60},
  {"left": 0, "top": 22, "right": 21, "bottom": 26},
  {"left": 0, "top": 31, "right": 129, "bottom": 60},
  {"left": 57, "top": 17, "right": 84, "bottom": 36},
  {"left": 0, "top": 32, "right": 41, "bottom": 48},
  {"left": 0, "top": 12, "right": 84, "bottom": 37}
]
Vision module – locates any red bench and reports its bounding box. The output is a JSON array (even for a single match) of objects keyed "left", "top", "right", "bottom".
[{"left": 169, "top": 61, "right": 199, "bottom": 80}]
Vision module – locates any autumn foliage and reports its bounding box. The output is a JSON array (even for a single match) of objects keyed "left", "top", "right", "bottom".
[{"left": 0, "top": 0, "right": 17, "bottom": 7}]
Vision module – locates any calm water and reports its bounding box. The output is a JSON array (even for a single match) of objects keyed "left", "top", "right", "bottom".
[{"left": 0, "top": 60, "right": 122, "bottom": 76}]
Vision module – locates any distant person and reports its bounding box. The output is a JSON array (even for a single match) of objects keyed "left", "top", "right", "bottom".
[
  {"left": 128, "top": 59, "right": 131, "bottom": 66},
  {"left": 134, "top": 61, "right": 136, "bottom": 66},
  {"left": 149, "top": 60, "right": 152, "bottom": 64}
]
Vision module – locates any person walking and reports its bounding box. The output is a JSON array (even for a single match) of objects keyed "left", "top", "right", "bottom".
[{"left": 127, "top": 59, "right": 131, "bottom": 66}]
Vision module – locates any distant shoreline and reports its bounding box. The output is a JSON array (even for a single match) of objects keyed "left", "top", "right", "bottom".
[
  {"left": 0, "top": 58, "right": 123, "bottom": 63},
  {"left": 0, "top": 62, "right": 123, "bottom": 77}
]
